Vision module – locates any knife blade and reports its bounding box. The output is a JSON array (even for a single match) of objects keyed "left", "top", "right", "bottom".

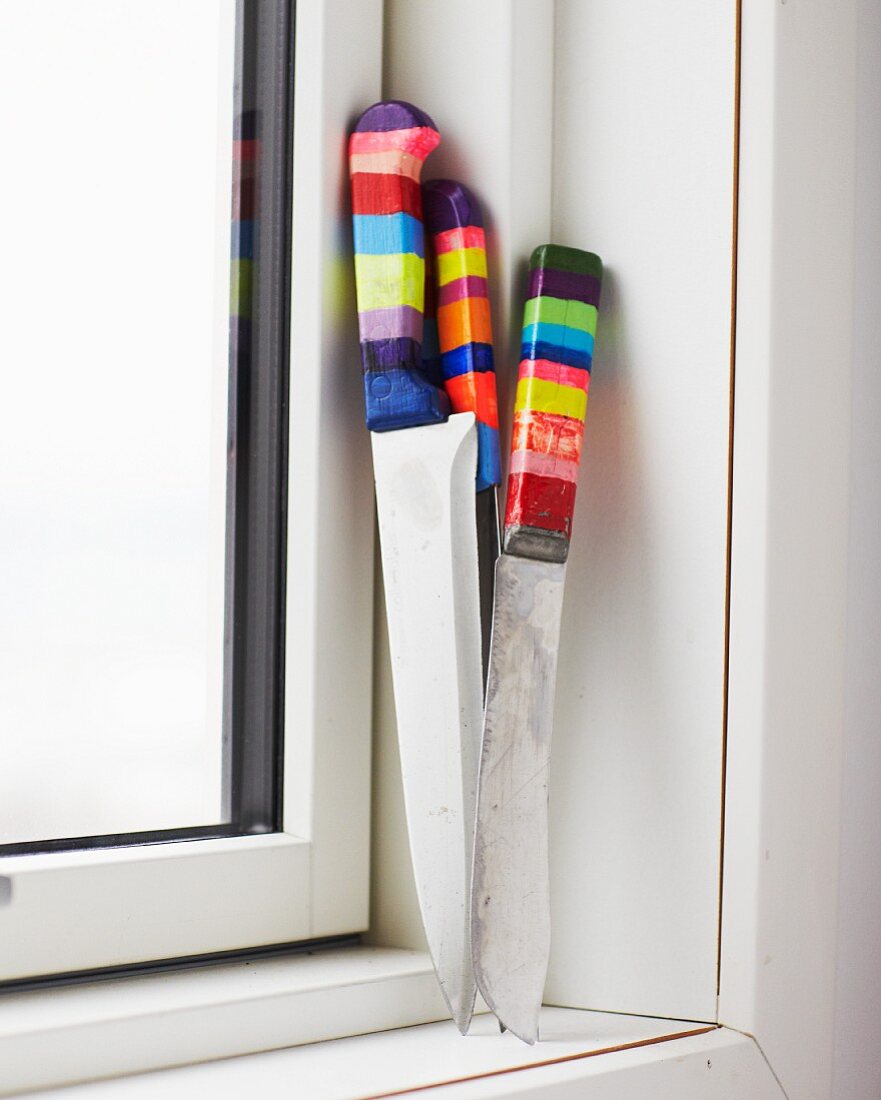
[
  {"left": 423, "top": 180, "right": 502, "bottom": 685},
  {"left": 471, "top": 244, "right": 603, "bottom": 1044},
  {"left": 350, "top": 101, "right": 484, "bottom": 1033}
]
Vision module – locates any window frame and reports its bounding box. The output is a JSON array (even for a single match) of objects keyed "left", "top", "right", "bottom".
[{"left": 0, "top": 0, "right": 378, "bottom": 984}]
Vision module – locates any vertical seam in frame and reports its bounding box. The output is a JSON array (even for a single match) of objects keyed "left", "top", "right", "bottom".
[{"left": 716, "top": 0, "right": 743, "bottom": 1003}]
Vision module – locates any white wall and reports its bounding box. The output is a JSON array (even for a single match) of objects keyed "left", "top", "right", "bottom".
[{"left": 545, "top": 1, "right": 736, "bottom": 1021}]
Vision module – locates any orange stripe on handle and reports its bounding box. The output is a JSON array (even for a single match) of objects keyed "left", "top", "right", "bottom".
[
  {"left": 445, "top": 371, "right": 499, "bottom": 430},
  {"left": 436, "top": 296, "right": 493, "bottom": 352}
]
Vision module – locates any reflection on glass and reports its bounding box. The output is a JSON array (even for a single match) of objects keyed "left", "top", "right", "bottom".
[{"left": 0, "top": 1, "right": 237, "bottom": 843}]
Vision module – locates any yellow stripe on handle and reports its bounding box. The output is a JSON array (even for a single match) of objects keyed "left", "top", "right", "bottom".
[
  {"left": 436, "top": 247, "right": 488, "bottom": 286},
  {"left": 353, "top": 252, "right": 425, "bottom": 313},
  {"left": 514, "top": 376, "right": 588, "bottom": 421}
]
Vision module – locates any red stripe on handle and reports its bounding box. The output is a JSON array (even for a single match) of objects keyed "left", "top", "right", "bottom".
[
  {"left": 505, "top": 472, "right": 577, "bottom": 537},
  {"left": 510, "top": 409, "right": 584, "bottom": 464},
  {"left": 350, "top": 173, "right": 423, "bottom": 217}
]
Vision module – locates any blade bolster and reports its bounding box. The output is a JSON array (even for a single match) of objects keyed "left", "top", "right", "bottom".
[{"left": 503, "top": 523, "right": 569, "bottom": 563}]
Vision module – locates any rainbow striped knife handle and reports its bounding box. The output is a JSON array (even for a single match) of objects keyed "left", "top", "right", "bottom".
[
  {"left": 504, "top": 244, "right": 602, "bottom": 563},
  {"left": 350, "top": 101, "right": 449, "bottom": 432},
  {"left": 423, "top": 181, "right": 501, "bottom": 493}
]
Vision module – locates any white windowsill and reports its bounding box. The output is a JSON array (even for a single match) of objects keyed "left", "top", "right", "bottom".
[
  {"left": 19, "top": 1003, "right": 781, "bottom": 1100},
  {"left": 0, "top": 946, "right": 782, "bottom": 1099},
  {"left": 0, "top": 947, "right": 448, "bottom": 1096}
]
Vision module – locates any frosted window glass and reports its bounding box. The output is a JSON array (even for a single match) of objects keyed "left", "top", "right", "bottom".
[{"left": 0, "top": 1, "right": 236, "bottom": 843}]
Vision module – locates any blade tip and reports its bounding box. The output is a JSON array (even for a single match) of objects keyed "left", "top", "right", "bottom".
[
  {"left": 442, "top": 985, "right": 477, "bottom": 1037},
  {"left": 477, "top": 988, "right": 540, "bottom": 1045},
  {"left": 503, "top": 1022, "right": 538, "bottom": 1045}
]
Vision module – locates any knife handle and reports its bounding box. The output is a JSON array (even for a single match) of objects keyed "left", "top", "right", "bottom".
[
  {"left": 423, "top": 180, "right": 501, "bottom": 492},
  {"left": 420, "top": 233, "right": 445, "bottom": 390},
  {"left": 503, "top": 244, "right": 603, "bottom": 563},
  {"left": 350, "top": 101, "right": 449, "bottom": 432}
]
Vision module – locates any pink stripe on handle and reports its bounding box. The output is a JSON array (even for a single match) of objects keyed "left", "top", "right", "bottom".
[
  {"left": 349, "top": 126, "right": 440, "bottom": 159},
  {"left": 358, "top": 305, "right": 422, "bottom": 341},
  {"left": 437, "top": 275, "right": 489, "bottom": 307},
  {"left": 508, "top": 448, "right": 580, "bottom": 483},
  {"left": 433, "top": 225, "right": 486, "bottom": 254},
  {"left": 349, "top": 150, "right": 423, "bottom": 181},
  {"left": 518, "top": 358, "right": 591, "bottom": 393}
]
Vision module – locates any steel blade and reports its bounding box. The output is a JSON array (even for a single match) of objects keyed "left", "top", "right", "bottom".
[
  {"left": 471, "top": 553, "right": 566, "bottom": 1044},
  {"left": 372, "top": 412, "right": 483, "bottom": 1033}
]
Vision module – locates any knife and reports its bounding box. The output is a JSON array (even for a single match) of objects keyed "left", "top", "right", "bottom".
[
  {"left": 350, "top": 101, "right": 484, "bottom": 1033},
  {"left": 423, "top": 180, "right": 501, "bottom": 684},
  {"left": 471, "top": 244, "right": 603, "bottom": 1044}
]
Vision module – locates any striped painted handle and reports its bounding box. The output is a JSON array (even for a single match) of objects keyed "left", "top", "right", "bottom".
[
  {"left": 350, "top": 101, "right": 449, "bottom": 432},
  {"left": 420, "top": 236, "right": 444, "bottom": 390},
  {"left": 423, "top": 180, "right": 500, "bottom": 492},
  {"left": 503, "top": 244, "right": 603, "bottom": 564}
]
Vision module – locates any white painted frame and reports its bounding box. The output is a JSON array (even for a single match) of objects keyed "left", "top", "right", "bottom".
[
  {"left": 2, "top": 2, "right": 880, "bottom": 1096},
  {"left": 0, "top": 0, "right": 381, "bottom": 983},
  {"left": 719, "top": 2, "right": 881, "bottom": 1099}
]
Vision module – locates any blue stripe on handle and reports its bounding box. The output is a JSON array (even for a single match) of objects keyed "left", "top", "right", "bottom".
[
  {"left": 363, "top": 367, "right": 450, "bottom": 432},
  {"left": 521, "top": 322, "right": 594, "bottom": 358},
  {"left": 476, "top": 421, "right": 501, "bottom": 492},
  {"left": 521, "top": 340, "right": 593, "bottom": 371},
  {"left": 439, "top": 342, "right": 494, "bottom": 379},
  {"left": 353, "top": 213, "right": 425, "bottom": 257}
]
